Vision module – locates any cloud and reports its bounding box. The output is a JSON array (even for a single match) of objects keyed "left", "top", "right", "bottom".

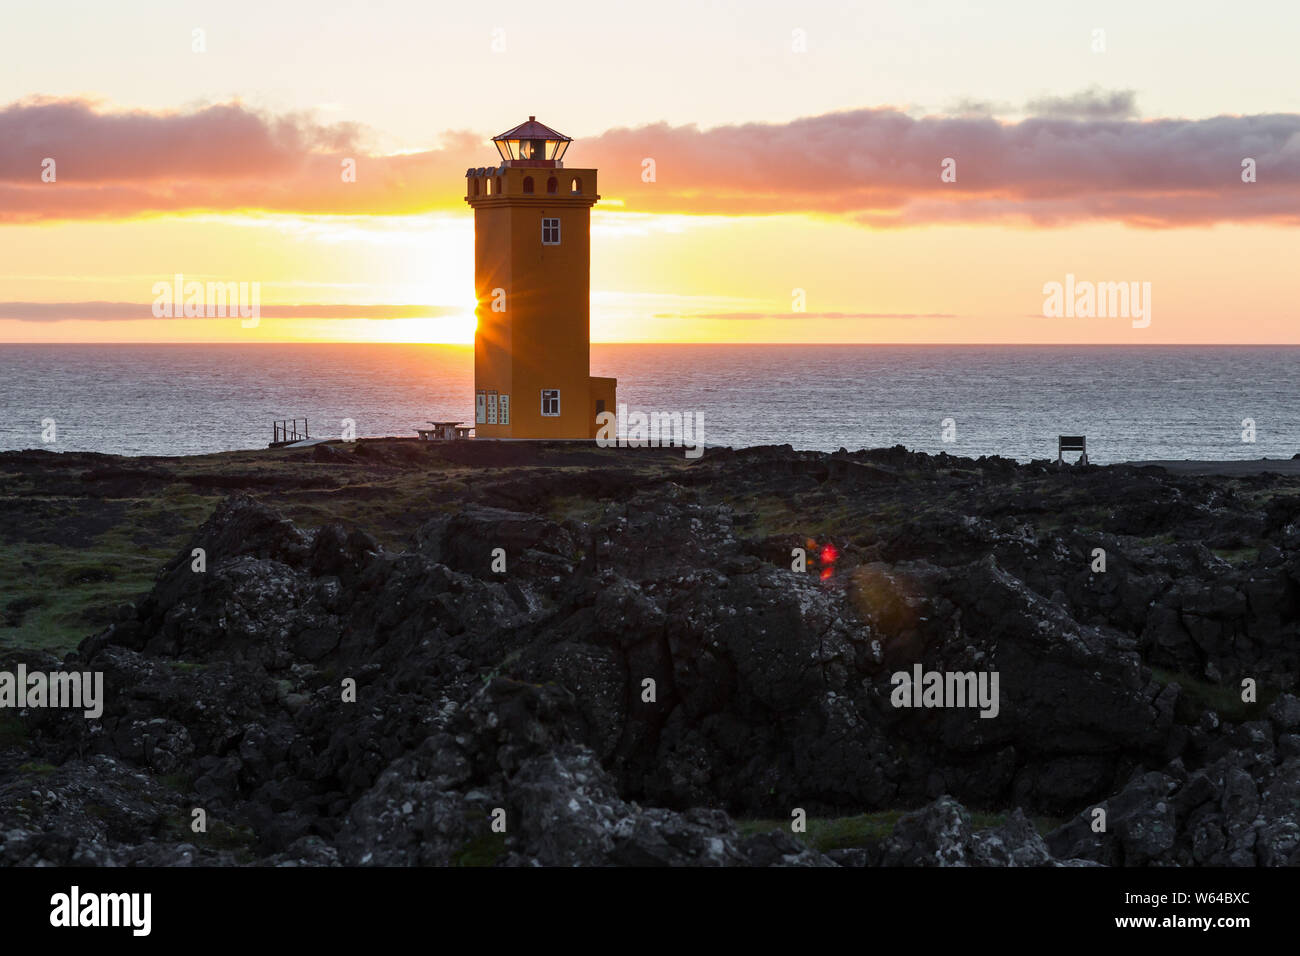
[
  {"left": 1, "top": 94, "right": 1298, "bottom": 228},
  {"left": 654, "top": 311, "right": 958, "bottom": 320},
  {"left": 942, "top": 98, "right": 1015, "bottom": 118},
  {"left": 1024, "top": 87, "right": 1139, "bottom": 120},
  {"left": 0, "top": 302, "right": 465, "bottom": 321},
  {"left": 0, "top": 97, "right": 467, "bottom": 221}
]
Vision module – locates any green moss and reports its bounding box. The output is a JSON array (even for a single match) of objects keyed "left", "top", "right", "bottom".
[
  {"left": 0, "top": 715, "right": 28, "bottom": 747},
  {"left": 1151, "top": 667, "right": 1279, "bottom": 722},
  {"left": 0, "top": 496, "right": 209, "bottom": 653},
  {"left": 736, "top": 808, "right": 1063, "bottom": 852},
  {"left": 159, "top": 772, "right": 195, "bottom": 793},
  {"left": 1135, "top": 533, "right": 1178, "bottom": 547},
  {"left": 17, "top": 761, "right": 57, "bottom": 775},
  {"left": 205, "top": 819, "right": 257, "bottom": 853},
  {"left": 158, "top": 814, "right": 257, "bottom": 860},
  {"left": 0, "top": 445, "right": 681, "bottom": 655},
  {"left": 546, "top": 496, "right": 608, "bottom": 525},
  {"left": 1211, "top": 547, "right": 1260, "bottom": 566},
  {"left": 728, "top": 494, "right": 848, "bottom": 538},
  {"left": 736, "top": 811, "right": 904, "bottom": 852},
  {"left": 452, "top": 832, "right": 507, "bottom": 867},
  {"left": 168, "top": 660, "right": 208, "bottom": 673}
]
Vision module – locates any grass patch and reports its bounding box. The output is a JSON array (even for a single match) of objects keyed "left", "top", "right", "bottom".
[
  {"left": 727, "top": 493, "right": 858, "bottom": 538},
  {"left": 0, "top": 493, "right": 214, "bottom": 653},
  {"left": 1134, "top": 533, "right": 1178, "bottom": 547},
  {"left": 1151, "top": 667, "right": 1280, "bottom": 722},
  {"left": 204, "top": 819, "right": 257, "bottom": 854},
  {"left": 546, "top": 495, "right": 609, "bottom": 525},
  {"left": 793, "top": 811, "right": 901, "bottom": 852},
  {"left": 736, "top": 810, "right": 904, "bottom": 852},
  {"left": 1211, "top": 547, "right": 1260, "bottom": 566},
  {"left": 452, "top": 831, "right": 508, "bottom": 867},
  {"left": 159, "top": 814, "right": 257, "bottom": 861},
  {"left": 0, "top": 715, "right": 29, "bottom": 747},
  {"left": 736, "top": 808, "right": 1063, "bottom": 853},
  {"left": 167, "top": 660, "right": 208, "bottom": 673},
  {"left": 159, "top": 772, "right": 194, "bottom": 793}
]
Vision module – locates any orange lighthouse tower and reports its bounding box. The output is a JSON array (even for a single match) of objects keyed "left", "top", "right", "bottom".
[{"left": 466, "top": 117, "right": 616, "bottom": 439}]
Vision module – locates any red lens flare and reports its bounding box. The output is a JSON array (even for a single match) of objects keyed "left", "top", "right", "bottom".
[{"left": 805, "top": 540, "right": 839, "bottom": 580}]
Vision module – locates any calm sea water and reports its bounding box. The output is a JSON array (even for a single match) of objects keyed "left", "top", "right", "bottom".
[{"left": 0, "top": 344, "right": 1296, "bottom": 462}]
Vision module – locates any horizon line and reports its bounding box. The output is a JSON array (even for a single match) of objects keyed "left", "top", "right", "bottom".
[{"left": 7, "top": 341, "right": 1300, "bottom": 348}]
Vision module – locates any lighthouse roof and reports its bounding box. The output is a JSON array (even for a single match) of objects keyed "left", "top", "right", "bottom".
[
  {"left": 491, "top": 116, "right": 572, "bottom": 166},
  {"left": 493, "top": 116, "right": 571, "bottom": 143}
]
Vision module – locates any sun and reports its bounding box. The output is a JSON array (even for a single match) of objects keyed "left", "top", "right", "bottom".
[{"left": 365, "top": 309, "right": 476, "bottom": 344}]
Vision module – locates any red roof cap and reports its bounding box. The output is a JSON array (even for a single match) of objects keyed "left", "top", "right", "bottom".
[{"left": 493, "top": 117, "right": 571, "bottom": 142}]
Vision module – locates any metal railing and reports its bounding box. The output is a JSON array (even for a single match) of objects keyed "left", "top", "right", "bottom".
[{"left": 273, "top": 419, "right": 309, "bottom": 444}]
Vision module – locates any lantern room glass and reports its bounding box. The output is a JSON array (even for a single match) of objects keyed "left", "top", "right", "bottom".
[{"left": 494, "top": 138, "right": 570, "bottom": 164}]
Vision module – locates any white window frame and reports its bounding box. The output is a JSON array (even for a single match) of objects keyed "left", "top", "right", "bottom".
[
  {"left": 486, "top": 391, "right": 498, "bottom": 425},
  {"left": 541, "top": 388, "right": 561, "bottom": 417},
  {"left": 499, "top": 394, "right": 510, "bottom": 425},
  {"left": 475, "top": 391, "right": 486, "bottom": 424},
  {"left": 542, "top": 217, "right": 561, "bottom": 245}
]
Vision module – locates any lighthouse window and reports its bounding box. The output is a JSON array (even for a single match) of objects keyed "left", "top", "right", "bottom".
[
  {"left": 523, "top": 176, "right": 534, "bottom": 194},
  {"left": 571, "top": 177, "right": 581, "bottom": 194},
  {"left": 542, "top": 218, "right": 560, "bottom": 245},
  {"left": 541, "top": 389, "right": 561, "bottom": 417}
]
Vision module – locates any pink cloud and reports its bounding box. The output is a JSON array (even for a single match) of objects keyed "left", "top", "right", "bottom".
[{"left": 1, "top": 97, "right": 1297, "bottom": 227}]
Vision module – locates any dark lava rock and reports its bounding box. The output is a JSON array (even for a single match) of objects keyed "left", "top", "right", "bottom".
[{"left": 4, "top": 442, "right": 1300, "bottom": 865}]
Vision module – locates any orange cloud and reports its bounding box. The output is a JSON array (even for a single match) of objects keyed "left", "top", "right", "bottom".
[
  {"left": 2, "top": 96, "right": 1298, "bottom": 227},
  {"left": 653, "top": 311, "right": 957, "bottom": 320},
  {"left": 0, "top": 302, "right": 465, "bottom": 320}
]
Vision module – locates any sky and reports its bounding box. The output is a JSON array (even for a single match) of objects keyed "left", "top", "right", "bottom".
[{"left": 1, "top": 0, "right": 1298, "bottom": 344}]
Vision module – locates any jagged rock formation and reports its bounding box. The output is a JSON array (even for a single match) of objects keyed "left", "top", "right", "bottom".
[{"left": 1, "top": 442, "right": 1298, "bottom": 865}]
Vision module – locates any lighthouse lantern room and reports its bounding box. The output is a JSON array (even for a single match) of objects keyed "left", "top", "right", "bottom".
[{"left": 492, "top": 116, "right": 572, "bottom": 166}]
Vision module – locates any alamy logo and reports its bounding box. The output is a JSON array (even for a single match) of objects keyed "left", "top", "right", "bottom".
[
  {"left": 890, "top": 664, "right": 1000, "bottom": 718},
  {"left": 595, "top": 404, "right": 704, "bottom": 459},
  {"left": 0, "top": 664, "right": 103, "bottom": 718},
  {"left": 1042, "top": 273, "right": 1151, "bottom": 328},
  {"left": 152, "top": 272, "right": 260, "bottom": 326},
  {"left": 50, "top": 886, "right": 151, "bottom": 936}
]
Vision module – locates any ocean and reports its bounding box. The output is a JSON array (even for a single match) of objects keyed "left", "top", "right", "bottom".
[{"left": 1, "top": 343, "right": 1296, "bottom": 462}]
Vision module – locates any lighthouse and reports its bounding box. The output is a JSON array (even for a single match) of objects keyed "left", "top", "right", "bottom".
[{"left": 465, "top": 117, "right": 616, "bottom": 439}]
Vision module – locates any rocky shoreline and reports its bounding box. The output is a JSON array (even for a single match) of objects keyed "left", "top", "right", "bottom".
[{"left": 1, "top": 440, "right": 1298, "bottom": 866}]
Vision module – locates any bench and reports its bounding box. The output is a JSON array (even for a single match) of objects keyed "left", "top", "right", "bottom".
[
  {"left": 417, "top": 421, "right": 471, "bottom": 441},
  {"left": 1058, "top": 435, "right": 1088, "bottom": 465}
]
